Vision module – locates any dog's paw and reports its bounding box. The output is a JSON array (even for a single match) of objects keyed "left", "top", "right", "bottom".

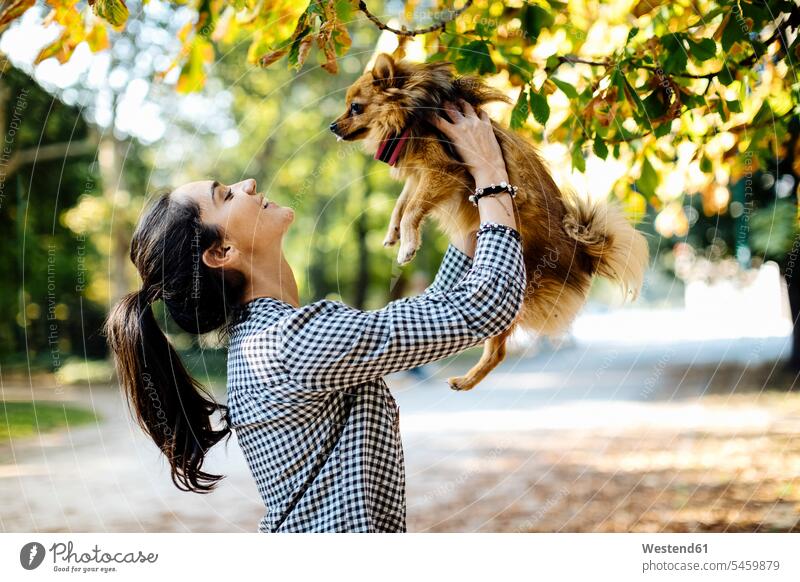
[
  {"left": 383, "top": 226, "right": 400, "bottom": 247},
  {"left": 447, "top": 375, "right": 477, "bottom": 392},
  {"left": 397, "top": 242, "right": 418, "bottom": 265}
]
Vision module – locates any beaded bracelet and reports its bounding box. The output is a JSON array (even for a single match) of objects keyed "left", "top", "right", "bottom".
[
  {"left": 468, "top": 181, "right": 519, "bottom": 206},
  {"left": 476, "top": 222, "right": 522, "bottom": 242}
]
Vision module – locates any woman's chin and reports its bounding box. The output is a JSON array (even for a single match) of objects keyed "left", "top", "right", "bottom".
[
  {"left": 275, "top": 205, "right": 295, "bottom": 230},
  {"left": 281, "top": 205, "right": 295, "bottom": 223}
]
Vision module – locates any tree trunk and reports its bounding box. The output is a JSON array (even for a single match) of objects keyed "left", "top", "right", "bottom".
[
  {"left": 98, "top": 131, "right": 133, "bottom": 303},
  {"left": 353, "top": 180, "right": 370, "bottom": 310},
  {"left": 784, "top": 119, "right": 800, "bottom": 371},
  {"left": 786, "top": 261, "right": 800, "bottom": 370}
]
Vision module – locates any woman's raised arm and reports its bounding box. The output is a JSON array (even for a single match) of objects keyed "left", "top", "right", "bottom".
[{"left": 278, "top": 224, "right": 524, "bottom": 391}]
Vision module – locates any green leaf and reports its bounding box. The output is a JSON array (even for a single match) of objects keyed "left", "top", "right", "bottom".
[
  {"left": 475, "top": 21, "right": 494, "bottom": 38},
  {"left": 726, "top": 99, "right": 742, "bottom": 113},
  {"left": 550, "top": 77, "right": 578, "bottom": 99},
  {"left": 288, "top": 29, "right": 313, "bottom": 69},
  {"left": 660, "top": 34, "right": 688, "bottom": 74},
  {"left": 687, "top": 37, "right": 716, "bottom": 62},
  {"left": 610, "top": 68, "right": 627, "bottom": 102},
  {"left": 544, "top": 54, "right": 561, "bottom": 72},
  {"left": 287, "top": 7, "right": 313, "bottom": 70},
  {"left": 751, "top": 101, "right": 773, "bottom": 125},
  {"left": 571, "top": 140, "right": 586, "bottom": 173},
  {"left": 637, "top": 156, "right": 658, "bottom": 197},
  {"left": 521, "top": 4, "right": 554, "bottom": 43},
  {"left": 593, "top": 137, "right": 608, "bottom": 160},
  {"left": 455, "top": 40, "right": 496, "bottom": 75},
  {"left": 621, "top": 74, "right": 648, "bottom": 126},
  {"left": 92, "top": 0, "right": 129, "bottom": 28},
  {"left": 700, "top": 155, "right": 712, "bottom": 173},
  {"left": 510, "top": 87, "right": 530, "bottom": 129},
  {"left": 716, "top": 99, "right": 728, "bottom": 122},
  {"left": 682, "top": 92, "right": 706, "bottom": 109},
  {"left": 654, "top": 121, "right": 672, "bottom": 138},
  {"left": 195, "top": 0, "right": 215, "bottom": 38},
  {"left": 626, "top": 27, "right": 639, "bottom": 45},
  {"left": 545, "top": 0, "right": 568, "bottom": 10},
  {"left": 529, "top": 89, "right": 551, "bottom": 125},
  {"left": 717, "top": 65, "right": 736, "bottom": 85},
  {"left": 642, "top": 90, "right": 668, "bottom": 120},
  {"left": 721, "top": 16, "right": 746, "bottom": 52}
]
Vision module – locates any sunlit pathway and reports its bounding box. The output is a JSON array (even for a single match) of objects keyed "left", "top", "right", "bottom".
[{"left": 0, "top": 331, "right": 796, "bottom": 532}]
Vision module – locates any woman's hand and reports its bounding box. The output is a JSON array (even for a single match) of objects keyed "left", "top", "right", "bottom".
[
  {"left": 431, "top": 99, "right": 509, "bottom": 188},
  {"left": 431, "top": 99, "right": 518, "bottom": 233}
]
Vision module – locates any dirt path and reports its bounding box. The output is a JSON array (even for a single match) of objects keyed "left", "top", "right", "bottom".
[{"left": 1, "top": 335, "right": 798, "bottom": 532}]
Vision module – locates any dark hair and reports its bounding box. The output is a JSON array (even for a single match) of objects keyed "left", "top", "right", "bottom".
[{"left": 104, "top": 190, "right": 246, "bottom": 492}]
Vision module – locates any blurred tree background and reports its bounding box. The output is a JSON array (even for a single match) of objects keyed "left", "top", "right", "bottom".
[{"left": 0, "top": 0, "right": 798, "bottom": 376}]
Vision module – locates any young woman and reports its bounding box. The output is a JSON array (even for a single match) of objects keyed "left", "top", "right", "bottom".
[{"left": 105, "top": 100, "right": 525, "bottom": 532}]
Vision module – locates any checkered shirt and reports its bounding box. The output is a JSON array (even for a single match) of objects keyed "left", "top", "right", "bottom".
[{"left": 225, "top": 225, "right": 525, "bottom": 532}]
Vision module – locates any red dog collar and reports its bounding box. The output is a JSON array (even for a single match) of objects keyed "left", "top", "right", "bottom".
[{"left": 375, "top": 127, "right": 411, "bottom": 167}]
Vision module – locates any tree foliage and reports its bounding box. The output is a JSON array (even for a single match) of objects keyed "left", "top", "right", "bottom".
[
  {"left": 1, "top": 0, "right": 797, "bottom": 241},
  {"left": 2, "top": 0, "right": 799, "bottom": 364}
]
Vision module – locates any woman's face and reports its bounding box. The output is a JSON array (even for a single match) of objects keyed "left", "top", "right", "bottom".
[{"left": 172, "top": 178, "right": 295, "bottom": 267}]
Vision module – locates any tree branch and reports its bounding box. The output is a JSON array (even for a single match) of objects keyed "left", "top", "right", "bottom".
[
  {"left": 3, "top": 137, "right": 98, "bottom": 176},
  {"left": 605, "top": 109, "right": 794, "bottom": 146},
  {"left": 553, "top": 16, "right": 791, "bottom": 81},
  {"left": 555, "top": 55, "right": 720, "bottom": 80},
  {"left": 357, "top": 0, "right": 473, "bottom": 37}
]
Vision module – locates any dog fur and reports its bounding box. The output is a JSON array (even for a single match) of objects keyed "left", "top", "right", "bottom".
[{"left": 331, "top": 53, "right": 650, "bottom": 391}]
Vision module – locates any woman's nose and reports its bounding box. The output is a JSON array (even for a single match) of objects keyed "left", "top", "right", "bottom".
[{"left": 237, "top": 178, "right": 256, "bottom": 195}]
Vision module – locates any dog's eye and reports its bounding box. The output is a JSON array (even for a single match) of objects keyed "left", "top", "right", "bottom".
[{"left": 350, "top": 102, "right": 363, "bottom": 115}]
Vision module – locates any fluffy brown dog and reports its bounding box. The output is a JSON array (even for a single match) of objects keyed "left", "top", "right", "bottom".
[{"left": 331, "top": 53, "right": 650, "bottom": 391}]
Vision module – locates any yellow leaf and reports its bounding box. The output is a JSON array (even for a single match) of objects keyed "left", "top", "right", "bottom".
[
  {"left": 296, "top": 34, "right": 313, "bottom": 68},
  {"left": 623, "top": 191, "right": 647, "bottom": 223},
  {"left": 35, "top": 30, "right": 81, "bottom": 64},
  {"left": 320, "top": 40, "right": 337, "bottom": 74},
  {"left": 631, "top": 0, "right": 669, "bottom": 18},
  {"left": 176, "top": 37, "right": 214, "bottom": 93},
  {"left": 0, "top": 0, "right": 35, "bottom": 27},
  {"left": 259, "top": 47, "right": 287, "bottom": 67},
  {"left": 85, "top": 24, "right": 109, "bottom": 52}
]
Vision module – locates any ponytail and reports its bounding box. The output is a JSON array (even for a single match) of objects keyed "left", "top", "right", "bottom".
[{"left": 104, "top": 191, "right": 244, "bottom": 493}]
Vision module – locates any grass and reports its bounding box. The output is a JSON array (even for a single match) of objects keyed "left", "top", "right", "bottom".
[{"left": 0, "top": 401, "right": 98, "bottom": 443}]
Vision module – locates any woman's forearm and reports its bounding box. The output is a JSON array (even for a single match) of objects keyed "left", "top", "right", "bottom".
[{"left": 449, "top": 169, "right": 517, "bottom": 258}]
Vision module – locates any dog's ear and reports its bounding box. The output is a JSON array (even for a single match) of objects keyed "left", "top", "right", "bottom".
[{"left": 371, "top": 53, "right": 396, "bottom": 89}]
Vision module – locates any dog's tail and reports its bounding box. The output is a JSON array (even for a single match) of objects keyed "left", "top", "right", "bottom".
[{"left": 562, "top": 190, "right": 650, "bottom": 301}]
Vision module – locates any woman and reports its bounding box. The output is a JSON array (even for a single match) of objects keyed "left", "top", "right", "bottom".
[{"left": 105, "top": 101, "right": 525, "bottom": 532}]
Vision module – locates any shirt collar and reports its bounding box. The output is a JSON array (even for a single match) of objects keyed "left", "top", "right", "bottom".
[{"left": 233, "top": 296, "right": 296, "bottom": 329}]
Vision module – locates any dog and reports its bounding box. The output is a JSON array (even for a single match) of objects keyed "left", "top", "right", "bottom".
[{"left": 330, "top": 53, "right": 650, "bottom": 391}]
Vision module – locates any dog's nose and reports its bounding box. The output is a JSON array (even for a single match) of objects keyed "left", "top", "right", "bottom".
[{"left": 329, "top": 121, "right": 339, "bottom": 135}]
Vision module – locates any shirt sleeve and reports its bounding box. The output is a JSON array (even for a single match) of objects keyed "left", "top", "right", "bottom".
[
  {"left": 421, "top": 243, "right": 474, "bottom": 296},
  {"left": 278, "top": 226, "right": 526, "bottom": 392}
]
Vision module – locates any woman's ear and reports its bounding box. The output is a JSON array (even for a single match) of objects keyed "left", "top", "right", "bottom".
[
  {"left": 202, "top": 242, "right": 234, "bottom": 270},
  {"left": 371, "top": 53, "right": 396, "bottom": 88}
]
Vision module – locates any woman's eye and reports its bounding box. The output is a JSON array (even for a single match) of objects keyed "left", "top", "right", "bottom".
[
  {"left": 350, "top": 102, "right": 363, "bottom": 115},
  {"left": 225, "top": 189, "right": 233, "bottom": 201}
]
